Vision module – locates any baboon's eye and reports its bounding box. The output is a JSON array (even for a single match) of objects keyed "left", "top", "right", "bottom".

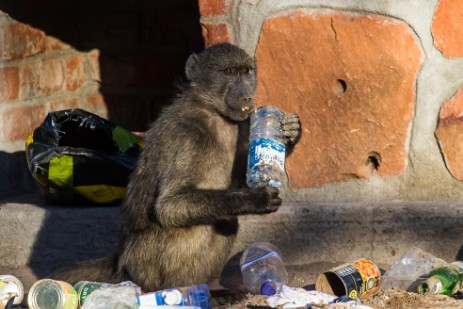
[
  {"left": 239, "top": 67, "right": 250, "bottom": 75},
  {"left": 223, "top": 68, "right": 237, "bottom": 75}
]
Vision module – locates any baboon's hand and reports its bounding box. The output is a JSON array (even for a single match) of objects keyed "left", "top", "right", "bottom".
[
  {"left": 281, "top": 113, "right": 301, "bottom": 145},
  {"left": 228, "top": 184, "right": 281, "bottom": 216}
]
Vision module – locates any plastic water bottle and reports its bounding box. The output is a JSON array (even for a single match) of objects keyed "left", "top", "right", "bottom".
[
  {"left": 247, "top": 105, "right": 286, "bottom": 188},
  {"left": 240, "top": 242, "right": 288, "bottom": 296},
  {"left": 418, "top": 261, "right": 463, "bottom": 295},
  {"left": 137, "top": 284, "right": 211, "bottom": 309}
]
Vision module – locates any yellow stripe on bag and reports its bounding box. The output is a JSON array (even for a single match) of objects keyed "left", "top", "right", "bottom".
[
  {"left": 25, "top": 133, "right": 34, "bottom": 147},
  {"left": 48, "top": 155, "right": 73, "bottom": 188},
  {"left": 74, "top": 185, "right": 126, "bottom": 203}
]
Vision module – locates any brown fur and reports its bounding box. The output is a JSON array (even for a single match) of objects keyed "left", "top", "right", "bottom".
[{"left": 54, "top": 43, "right": 300, "bottom": 291}]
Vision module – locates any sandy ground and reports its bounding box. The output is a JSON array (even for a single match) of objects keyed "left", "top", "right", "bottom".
[
  {"left": 212, "top": 261, "right": 463, "bottom": 309},
  {"left": 211, "top": 288, "right": 463, "bottom": 309}
]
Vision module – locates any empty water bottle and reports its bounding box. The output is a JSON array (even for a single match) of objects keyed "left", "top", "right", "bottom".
[
  {"left": 137, "top": 284, "right": 211, "bottom": 309},
  {"left": 240, "top": 242, "right": 288, "bottom": 296},
  {"left": 246, "top": 105, "right": 286, "bottom": 188}
]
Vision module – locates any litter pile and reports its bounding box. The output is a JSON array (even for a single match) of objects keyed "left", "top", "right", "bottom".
[{"left": 3, "top": 246, "right": 463, "bottom": 309}]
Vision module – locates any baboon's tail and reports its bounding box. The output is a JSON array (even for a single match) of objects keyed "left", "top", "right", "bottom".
[{"left": 52, "top": 255, "right": 129, "bottom": 285}]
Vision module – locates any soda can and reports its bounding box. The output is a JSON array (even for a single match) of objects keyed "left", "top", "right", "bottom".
[
  {"left": 0, "top": 275, "right": 24, "bottom": 305},
  {"left": 315, "top": 257, "right": 381, "bottom": 299},
  {"left": 28, "top": 279, "right": 78, "bottom": 309},
  {"left": 73, "top": 281, "right": 104, "bottom": 308}
]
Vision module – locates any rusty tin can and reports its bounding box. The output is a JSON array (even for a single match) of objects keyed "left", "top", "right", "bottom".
[
  {"left": 0, "top": 275, "right": 24, "bottom": 305},
  {"left": 316, "top": 257, "right": 381, "bottom": 299},
  {"left": 28, "top": 279, "right": 78, "bottom": 309}
]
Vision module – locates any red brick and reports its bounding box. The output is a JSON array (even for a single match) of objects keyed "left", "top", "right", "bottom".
[
  {"left": 87, "top": 50, "right": 101, "bottom": 82},
  {"left": 48, "top": 96, "right": 81, "bottom": 112},
  {"left": 46, "top": 36, "right": 71, "bottom": 51},
  {"left": 65, "top": 56, "right": 85, "bottom": 91},
  {"left": 20, "top": 59, "right": 65, "bottom": 99},
  {"left": 198, "top": 0, "right": 229, "bottom": 16},
  {"left": 254, "top": 11, "right": 423, "bottom": 189},
  {"left": 432, "top": 0, "right": 463, "bottom": 58},
  {"left": 83, "top": 94, "right": 108, "bottom": 118},
  {"left": 0, "top": 67, "right": 19, "bottom": 102},
  {"left": 2, "top": 105, "right": 46, "bottom": 142},
  {"left": 436, "top": 88, "right": 463, "bottom": 180},
  {"left": 1, "top": 22, "right": 46, "bottom": 61},
  {"left": 200, "top": 23, "right": 231, "bottom": 47}
]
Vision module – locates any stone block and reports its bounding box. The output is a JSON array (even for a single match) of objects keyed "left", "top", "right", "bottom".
[
  {"left": 432, "top": 0, "right": 463, "bottom": 58},
  {"left": 254, "top": 11, "right": 423, "bottom": 189},
  {"left": 435, "top": 88, "right": 463, "bottom": 180}
]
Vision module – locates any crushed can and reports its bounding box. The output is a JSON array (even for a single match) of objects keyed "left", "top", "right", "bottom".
[
  {"left": 0, "top": 275, "right": 24, "bottom": 306},
  {"left": 316, "top": 257, "right": 381, "bottom": 299},
  {"left": 28, "top": 279, "right": 78, "bottom": 309}
]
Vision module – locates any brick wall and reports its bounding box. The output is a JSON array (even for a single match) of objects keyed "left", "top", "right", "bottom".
[
  {"left": 198, "top": 0, "right": 463, "bottom": 202},
  {"left": 0, "top": 1, "right": 203, "bottom": 198}
]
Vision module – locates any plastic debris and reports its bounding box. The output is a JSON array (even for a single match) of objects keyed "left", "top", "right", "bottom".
[
  {"left": 240, "top": 242, "right": 288, "bottom": 296},
  {"left": 81, "top": 281, "right": 140, "bottom": 309},
  {"left": 380, "top": 247, "right": 448, "bottom": 291},
  {"left": 266, "top": 285, "right": 336, "bottom": 308}
]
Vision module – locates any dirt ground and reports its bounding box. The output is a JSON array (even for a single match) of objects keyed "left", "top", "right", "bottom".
[
  {"left": 212, "top": 261, "right": 463, "bottom": 309},
  {"left": 212, "top": 288, "right": 463, "bottom": 309}
]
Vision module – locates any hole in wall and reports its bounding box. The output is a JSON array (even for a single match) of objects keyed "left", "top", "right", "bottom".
[
  {"left": 332, "top": 79, "right": 347, "bottom": 96},
  {"left": 366, "top": 152, "right": 381, "bottom": 171}
]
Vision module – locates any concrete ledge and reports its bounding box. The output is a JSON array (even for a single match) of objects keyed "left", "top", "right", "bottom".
[{"left": 2, "top": 194, "right": 463, "bottom": 291}]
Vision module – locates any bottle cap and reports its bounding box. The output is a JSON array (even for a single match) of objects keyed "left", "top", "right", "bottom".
[
  {"left": 163, "top": 289, "right": 183, "bottom": 305},
  {"left": 260, "top": 280, "right": 276, "bottom": 296}
]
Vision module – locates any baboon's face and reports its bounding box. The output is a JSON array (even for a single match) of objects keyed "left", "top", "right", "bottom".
[{"left": 186, "top": 43, "right": 257, "bottom": 121}]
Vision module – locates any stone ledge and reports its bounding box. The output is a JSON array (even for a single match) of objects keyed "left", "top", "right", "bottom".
[{"left": 1, "top": 195, "right": 463, "bottom": 291}]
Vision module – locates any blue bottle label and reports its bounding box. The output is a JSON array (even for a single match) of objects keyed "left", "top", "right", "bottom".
[{"left": 247, "top": 138, "right": 285, "bottom": 188}]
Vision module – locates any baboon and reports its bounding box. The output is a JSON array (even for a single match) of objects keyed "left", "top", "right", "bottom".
[{"left": 55, "top": 43, "right": 301, "bottom": 291}]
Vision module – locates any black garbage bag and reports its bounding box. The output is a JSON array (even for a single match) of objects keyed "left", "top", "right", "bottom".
[{"left": 25, "top": 109, "right": 144, "bottom": 204}]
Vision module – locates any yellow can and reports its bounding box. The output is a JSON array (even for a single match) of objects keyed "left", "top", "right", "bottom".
[
  {"left": 316, "top": 257, "right": 381, "bottom": 299},
  {"left": 28, "top": 279, "right": 78, "bottom": 309}
]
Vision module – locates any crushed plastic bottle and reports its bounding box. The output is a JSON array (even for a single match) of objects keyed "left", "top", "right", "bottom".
[
  {"left": 417, "top": 261, "right": 463, "bottom": 295},
  {"left": 80, "top": 281, "right": 140, "bottom": 309},
  {"left": 137, "top": 284, "right": 211, "bottom": 309},
  {"left": 240, "top": 242, "right": 288, "bottom": 296},
  {"left": 246, "top": 105, "right": 286, "bottom": 189}
]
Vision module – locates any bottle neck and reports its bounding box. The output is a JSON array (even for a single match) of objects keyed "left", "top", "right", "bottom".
[
  {"left": 260, "top": 280, "right": 277, "bottom": 296},
  {"left": 419, "top": 276, "right": 444, "bottom": 294}
]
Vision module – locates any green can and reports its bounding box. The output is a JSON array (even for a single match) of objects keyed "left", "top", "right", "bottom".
[{"left": 73, "top": 281, "right": 104, "bottom": 308}]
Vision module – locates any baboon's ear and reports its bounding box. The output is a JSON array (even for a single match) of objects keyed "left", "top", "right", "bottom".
[{"left": 185, "top": 53, "right": 199, "bottom": 81}]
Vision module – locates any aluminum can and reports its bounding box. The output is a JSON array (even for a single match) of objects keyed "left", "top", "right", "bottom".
[
  {"left": 316, "top": 257, "right": 381, "bottom": 299},
  {"left": 0, "top": 275, "right": 24, "bottom": 305},
  {"left": 28, "top": 279, "right": 78, "bottom": 309},
  {"left": 73, "top": 281, "right": 104, "bottom": 308}
]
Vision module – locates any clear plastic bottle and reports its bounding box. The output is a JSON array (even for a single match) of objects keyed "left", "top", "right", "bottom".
[
  {"left": 246, "top": 105, "right": 286, "bottom": 188},
  {"left": 240, "top": 242, "right": 288, "bottom": 296},
  {"left": 417, "top": 261, "right": 463, "bottom": 295},
  {"left": 137, "top": 284, "right": 211, "bottom": 309}
]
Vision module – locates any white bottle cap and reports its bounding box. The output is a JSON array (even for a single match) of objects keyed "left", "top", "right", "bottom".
[{"left": 163, "top": 289, "right": 183, "bottom": 305}]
